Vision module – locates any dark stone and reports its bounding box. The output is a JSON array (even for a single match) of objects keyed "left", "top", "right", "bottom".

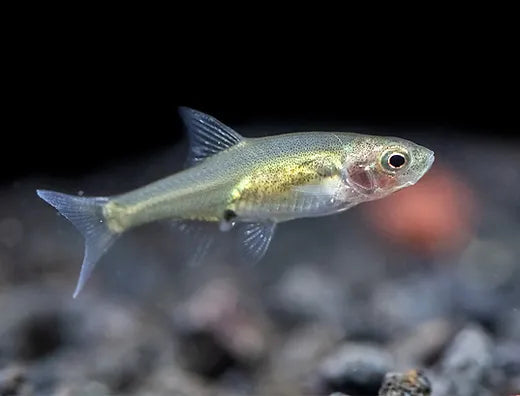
[
  {"left": 16, "top": 313, "right": 64, "bottom": 361},
  {"left": 177, "top": 329, "right": 237, "bottom": 379}
]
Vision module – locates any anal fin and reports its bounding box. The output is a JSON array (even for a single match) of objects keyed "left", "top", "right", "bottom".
[{"left": 172, "top": 220, "right": 215, "bottom": 266}]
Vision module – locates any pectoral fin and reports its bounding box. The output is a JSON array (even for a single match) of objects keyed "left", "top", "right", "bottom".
[{"left": 238, "top": 221, "right": 276, "bottom": 263}]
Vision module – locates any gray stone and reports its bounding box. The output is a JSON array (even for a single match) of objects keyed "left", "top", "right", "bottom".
[
  {"left": 0, "top": 365, "right": 30, "bottom": 396},
  {"left": 439, "top": 325, "right": 494, "bottom": 396},
  {"left": 272, "top": 264, "right": 346, "bottom": 325},
  {"left": 172, "top": 278, "right": 267, "bottom": 378},
  {"left": 318, "top": 343, "right": 393, "bottom": 395},
  {"left": 390, "top": 319, "right": 454, "bottom": 368}
]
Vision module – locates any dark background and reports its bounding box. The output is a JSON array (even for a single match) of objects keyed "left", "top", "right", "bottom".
[{"left": 6, "top": 20, "right": 519, "bottom": 184}]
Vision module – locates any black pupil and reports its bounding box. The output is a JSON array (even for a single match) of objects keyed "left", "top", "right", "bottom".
[{"left": 389, "top": 154, "right": 406, "bottom": 168}]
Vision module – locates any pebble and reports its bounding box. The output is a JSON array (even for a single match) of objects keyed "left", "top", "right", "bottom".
[
  {"left": 0, "top": 366, "right": 29, "bottom": 396},
  {"left": 378, "top": 369, "right": 432, "bottom": 396},
  {"left": 495, "top": 341, "right": 520, "bottom": 378},
  {"left": 372, "top": 274, "right": 453, "bottom": 333},
  {"left": 439, "top": 325, "right": 494, "bottom": 396},
  {"left": 271, "top": 264, "right": 345, "bottom": 325},
  {"left": 0, "top": 288, "right": 173, "bottom": 395},
  {"left": 173, "top": 278, "right": 267, "bottom": 378},
  {"left": 390, "top": 319, "right": 453, "bottom": 368},
  {"left": 317, "top": 343, "right": 393, "bottom": 395},
  {"left": 139, "top": 366, "right": 211, "bottom": 396},
  {"left": 498, "top": 309, "right": 520, "bottom": 341}
]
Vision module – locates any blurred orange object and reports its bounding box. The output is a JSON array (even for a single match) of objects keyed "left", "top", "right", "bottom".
[{"left": 365, "top": 166, "right": 477, "bottom": 256}]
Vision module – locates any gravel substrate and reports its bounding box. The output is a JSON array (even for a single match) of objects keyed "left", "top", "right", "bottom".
[{"left": 1, "top": 134, "right": 518, "bottom": 395}]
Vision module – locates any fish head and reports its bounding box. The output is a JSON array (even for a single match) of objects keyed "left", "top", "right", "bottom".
[{"left": 341, "top": 134, "right": 435, "bottom": 200}]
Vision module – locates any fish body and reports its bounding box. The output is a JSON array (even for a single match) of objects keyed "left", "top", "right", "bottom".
[
  {"left": 37, "top": 108, "right": 434, "bottom": 297},
  {"left": 106, "top": 133, "right": 348, "bottom": 229}
]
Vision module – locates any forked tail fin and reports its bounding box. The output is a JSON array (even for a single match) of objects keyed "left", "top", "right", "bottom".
[{"left": 36, "top": 190, "right": 119, "bottom": 298}]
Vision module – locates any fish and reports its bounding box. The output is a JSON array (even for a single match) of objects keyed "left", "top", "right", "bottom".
[{"left": 37, "top": 107, "right": 435, "bottom": 297}]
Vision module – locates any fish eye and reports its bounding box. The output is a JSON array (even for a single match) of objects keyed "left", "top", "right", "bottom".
[
  {"left": 388, "top": 153, "right": 406, "bottom": 169},
  {"left": 381, "top": 149, "right": 409, "bottom": 172}
]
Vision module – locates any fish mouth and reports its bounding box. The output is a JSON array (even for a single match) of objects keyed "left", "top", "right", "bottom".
[
  {"left": 405, "top": 150, "right": 435, "bottom": 187},
  {"left": 425, "top": 151, "right": 435, "bottom": 173},
  {"left": 414, "top": 151, "right": 435, "bottom": 182}
]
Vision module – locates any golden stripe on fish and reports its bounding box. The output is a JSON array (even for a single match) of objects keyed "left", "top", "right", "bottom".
[{"left": 230, "top": 152, "right": 341, "bottom": 204}]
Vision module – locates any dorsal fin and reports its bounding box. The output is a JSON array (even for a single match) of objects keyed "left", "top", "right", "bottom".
[{"left": 179, "top": 107, "right": 243, "bottom": 165}]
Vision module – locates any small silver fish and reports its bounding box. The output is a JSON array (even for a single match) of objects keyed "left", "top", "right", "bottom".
[{"left": 37, "top": 108, "right": 434, "bottom": 297}]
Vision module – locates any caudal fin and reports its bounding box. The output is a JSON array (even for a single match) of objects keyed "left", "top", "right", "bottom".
[{"left": 36, "top": 190, "right": 119, "bottom": 298}]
